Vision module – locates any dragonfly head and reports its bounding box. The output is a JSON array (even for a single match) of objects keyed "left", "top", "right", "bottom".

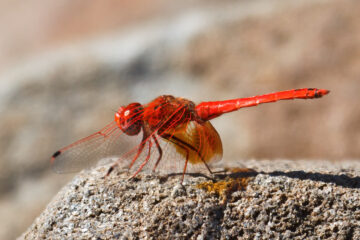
[{"left": 115, "top": 103, "right": 144, "bottom": 136}]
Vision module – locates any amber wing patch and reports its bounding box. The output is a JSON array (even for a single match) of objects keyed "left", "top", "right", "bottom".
[{"left": 163, "top": 121, "right": 223, "bottom": 165}]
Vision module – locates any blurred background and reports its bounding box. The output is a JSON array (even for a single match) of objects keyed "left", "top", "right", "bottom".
[{"left": 0, "top": 0, "right": 359, "bottom": 238}]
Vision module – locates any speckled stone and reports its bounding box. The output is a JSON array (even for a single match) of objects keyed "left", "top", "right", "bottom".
[{"left": 20, "top": 160, "right": 360, "bottom": 239}]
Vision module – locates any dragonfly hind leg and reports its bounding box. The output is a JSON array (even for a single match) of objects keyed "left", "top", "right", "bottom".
[
  {"left": 160, "top": 134, "right": 213, "bottom": 183},
  {"left": 166, "top": 134, "right": 213, "bottom": 174},
  {"left": 152, "top": 135, "right": 163, "bottom": 172}
]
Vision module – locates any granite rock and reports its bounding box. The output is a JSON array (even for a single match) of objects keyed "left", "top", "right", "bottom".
[{"left": 20, "top": 159, "right": 360, "bottom": 239}]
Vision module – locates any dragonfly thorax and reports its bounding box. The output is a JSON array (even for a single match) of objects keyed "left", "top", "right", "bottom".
[{"left": 115, "top": 102, "right": 144, "bottom": 136}]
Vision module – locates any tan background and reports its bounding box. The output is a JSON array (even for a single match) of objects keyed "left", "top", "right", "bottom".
[{"left": 0, "top": 0, "right": 358, "bottom": 239}]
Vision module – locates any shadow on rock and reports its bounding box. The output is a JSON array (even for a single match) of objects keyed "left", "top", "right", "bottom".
[{"left": 267, "top": 170, "right": 360, "bottom": 189}]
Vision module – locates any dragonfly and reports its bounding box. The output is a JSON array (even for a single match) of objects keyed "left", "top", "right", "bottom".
[{"left": 51, "top": 88, "right": 329, "bottom": 182}]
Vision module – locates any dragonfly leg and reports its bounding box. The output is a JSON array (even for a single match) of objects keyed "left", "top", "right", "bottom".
[
  {"left": 152, "top": 135, "right": 163, "bottom": 172},
  {"left": 128, "top": 131, "right": 149, "bottom": 171},
  {"left": 161, "top": 134, "right": 213, "bottom": 182},
  {"left": 106, "top": 129, "right": 148, "bottom": 177},
  {"left": 130, "top": 139, "right": 153, "bottom": 178},
  {"left": 181, "top": 147, "right": 190, "bottom": 183},
  {"left": 201, "top": 158, "right": 213, "bottom": 174},
  {"left": 106, "top": 144, "right": 146, "bottom": 177},
  {"left": 106, "top": 164, "right": 116, "bottom": 177}
]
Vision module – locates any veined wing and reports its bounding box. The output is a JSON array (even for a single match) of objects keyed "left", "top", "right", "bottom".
[
  {"left": 51, "top": 121, "right": 143, "bottom": 173},
  {"left": 152, "top": 120, "right": 223, "bottom": 174}
]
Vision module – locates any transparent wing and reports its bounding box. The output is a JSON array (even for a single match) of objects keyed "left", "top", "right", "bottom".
[
  {"left": 128, "top": 120, "right": 223, "bottom": 175},
  {"left": 51, "top": 121, "right": 143, "bottom": 173}
]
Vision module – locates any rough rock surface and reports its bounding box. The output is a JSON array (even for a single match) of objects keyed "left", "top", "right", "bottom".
[{"left": 20, "top": 159, "right": 360, "bottom": 239}]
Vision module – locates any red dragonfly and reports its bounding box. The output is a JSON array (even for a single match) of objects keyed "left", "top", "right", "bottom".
[{"left": 51, "top": 88, "right": 329, "bottom": 181}]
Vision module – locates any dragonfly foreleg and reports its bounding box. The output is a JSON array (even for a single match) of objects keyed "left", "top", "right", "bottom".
[
  {"left": 128, "top": 130, "right": 149, "bottom": 171},
  {"left": 130, "top": 139, "right": 153, "bottom": 178},
  {"left": 105, "top": 128, "right": 148, "bottom": 177}
]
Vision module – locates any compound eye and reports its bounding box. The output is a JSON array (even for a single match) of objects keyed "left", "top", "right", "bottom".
[{"left": 115, "top": 103, "right": 143, "bottom": 136}]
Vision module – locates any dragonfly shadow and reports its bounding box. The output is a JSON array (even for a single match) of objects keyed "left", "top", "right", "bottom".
[
  {"left": 264, "top": 170, "right": 360, "bottom": 189},
  {"left": 167, "top": 172, "right": 215, "bottom": 181},
  {"left": 163, "top": 169, "right": 360, "bottom": 189},
  {"left": 173, "top": 169, "right": 258, "bottom": 181},
  {"left": 214, "top": 169, "right": 258, "bottom": 180}
]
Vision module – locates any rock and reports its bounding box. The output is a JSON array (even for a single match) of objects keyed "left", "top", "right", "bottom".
[{"left": 20, "top": 159, "right": 360, "bottom": 239}]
